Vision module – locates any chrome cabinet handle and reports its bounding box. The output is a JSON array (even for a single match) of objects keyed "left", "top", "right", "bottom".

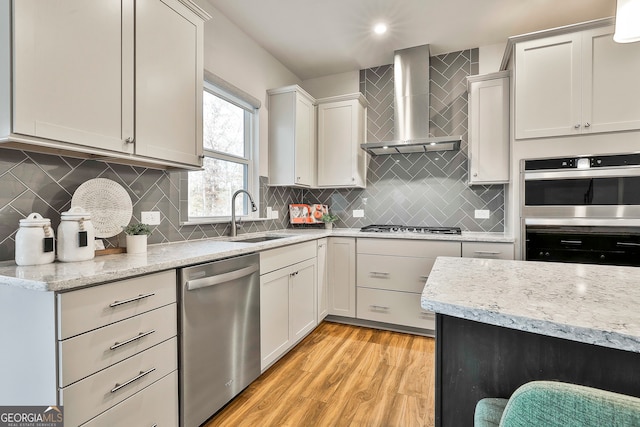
[
  {"left": 370, "top": 305, "right": 390, "bottom": 310},
  {"left": 474, "top": 251, "right": 502, "bottom": 255},
  {"left": 109, "top": 292, "right": 155, "bottom": 308},
  {"left": 585, "top": 122, "right": 591, "bottom": 128},
  {"left": 419, "top": 275, "right": 429, "bottom": 280},
  {"left": 109, "top": 330, "right": 156, "bottom": 351},
  {"left": 560, "top": 240, "right": 582, "bottom": 245},
  {"left": 370, "top": 271, "right": 390, "bottom": 277},
  {"left": 289, "top": 271, "right": 299, "bottom": 277},
  {"left": 111, "top": 368, "right": 156, "bottom": 393},
  {"left": 617, "top": 242, "right": 640, "bottom": 247},
  {"left": 125, "top": 137, "right": 134, "bottom": 143},
  {"left": 574, "top": 124, "right": 581, "bottom": 129}
]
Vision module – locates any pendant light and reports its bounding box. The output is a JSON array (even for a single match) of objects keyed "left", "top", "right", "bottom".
[{"left": 613, "top": 0, "right": 640, "bottom": 43}]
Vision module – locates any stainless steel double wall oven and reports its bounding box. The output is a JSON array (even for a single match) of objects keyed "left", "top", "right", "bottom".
[{"left": 522, "top": 153, "right": 640, "bottom": 266}]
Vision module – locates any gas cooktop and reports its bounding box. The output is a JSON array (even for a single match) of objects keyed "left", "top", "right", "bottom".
[{"left": 360, "top": 224, "right": 462, "bottom": 235}]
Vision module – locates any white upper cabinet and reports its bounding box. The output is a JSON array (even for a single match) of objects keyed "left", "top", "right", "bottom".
[
  {"left": 268, "top": 85, "right": 316, "bottom": 187},
  {"left": 515, "top": 25, "right": 640, "bottom": 139},
  {"left": 317, "top": 94, "right": 368, "bottom": 188},
  {"left": 134, "top": 0, "right": 205, "bottom": 166},
  {"left": 5, "top": 0, "right": 208, "bottom": 169},
  {"left": 12, "top": 0, "right": 134, "bottom": 153},
  {"left": 467, "top": 72, "right": 510, "bottom": 185}
]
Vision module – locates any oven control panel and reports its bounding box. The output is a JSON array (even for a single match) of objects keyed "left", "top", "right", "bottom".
[{"left": 525, "top": 153, "right": 640, "bottom": 171}]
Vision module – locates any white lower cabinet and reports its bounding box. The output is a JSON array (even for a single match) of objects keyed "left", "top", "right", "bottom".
[
  {"left": 356, "top": 238, "right": 462, "bottom": 331},
  {"left": 260, "top": 242, "right": 317, "bottom": 370},
  {"left": 81, "top": 371, "right": 178, "bottom": 427},
  {"left": 327, "top": 237, "right": 356, "bottom": 317},
  {"left": 462, "top": 242, "right": 515, "bottom": 260},
  {"left": 316, "top": 238, "right": 329, "bottom": 322}
]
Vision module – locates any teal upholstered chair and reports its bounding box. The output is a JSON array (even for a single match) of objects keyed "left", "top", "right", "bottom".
[{"left": 474, "top": 381, "right": 640, "bottom": 427}]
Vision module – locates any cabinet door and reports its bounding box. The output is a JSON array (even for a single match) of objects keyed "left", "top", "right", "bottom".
[
  {"left": 135, "top": 0, "right": 203, "bottom": 166},
  {"left": 317, "top": 239, "right": 328, "bottom": 322},
  {"left": 290, "top": 258, "right": 317, "bottom": 342},
  {"left": 582, "top": 26, "right": 640, "bottom": 134},
  {"left": 260, "top": 269, "right": 290, "bottom": 370},
  {"left": 327, "top": 237, "right": 356, "bottom": 317},
  {"left": 294, "top": 94, "right": 315, "bottom": 186},
  {"left": 12, "top": 0, "right": 134, "bottom": 152},
  {"left": 515, "top": 33, "right": 582, "bottom": 139},
  {"left": 318, "top": 100, "right": 355, "bottom": 186},
  {"left": 468, "top": 76, "right": 509, "bottom": 184}
]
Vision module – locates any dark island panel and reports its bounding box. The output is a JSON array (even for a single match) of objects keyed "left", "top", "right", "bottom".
[{"left": 435, "top": 314, "right": 640, "bottom": 427}]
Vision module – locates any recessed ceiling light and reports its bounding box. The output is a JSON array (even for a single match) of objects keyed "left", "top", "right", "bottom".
[{"left": 373, "top": 23, "right": 387, "bottom": 35}]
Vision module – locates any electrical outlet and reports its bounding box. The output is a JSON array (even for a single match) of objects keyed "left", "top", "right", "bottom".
[
  {"left": 271, "top": 210, "right": 279, "bottom": 219},
  {"left": 141, "top": 211, "right": 161, "bottom": 225},
  {"left": 352, "top": 209, "right": 365, "bottom": 218},
  {"left": 474, "top": 209, "right": 490, "bottom": 219},
  {"left": 266, "top": 207, "right": 273, "bottom": 218}
]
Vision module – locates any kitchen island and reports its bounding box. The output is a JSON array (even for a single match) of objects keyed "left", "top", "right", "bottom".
[{"left": 421, "top": 257, "right": 640, "bottom": 427}]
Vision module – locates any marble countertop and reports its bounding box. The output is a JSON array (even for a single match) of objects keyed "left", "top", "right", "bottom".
[
  {"left": 0, "top": 228, "right": 513, "bottom": 292},
  {"left": 421, "top": 257, "right": 640, "bottom": 353}
]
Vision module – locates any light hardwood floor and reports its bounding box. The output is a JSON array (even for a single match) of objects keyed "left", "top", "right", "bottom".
[{"left": 205, "top": 321, "right": 436, "bottom": 427}]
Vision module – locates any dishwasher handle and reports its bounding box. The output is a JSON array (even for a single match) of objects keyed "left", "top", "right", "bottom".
[{"left": 186, "top": 264, "right": 259, "bottom": 291}]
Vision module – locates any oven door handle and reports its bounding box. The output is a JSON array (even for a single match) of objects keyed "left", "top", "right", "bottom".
[
  {"left": 560, "top": 240, "right": 582, "bottom": 245},
  {"left": 616, "top": 242, "right": 640, "bottom": 248}
]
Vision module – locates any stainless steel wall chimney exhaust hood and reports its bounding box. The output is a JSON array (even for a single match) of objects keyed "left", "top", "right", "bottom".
[{"left": 360, "top": 45, "right": 461, "bottom": 156}]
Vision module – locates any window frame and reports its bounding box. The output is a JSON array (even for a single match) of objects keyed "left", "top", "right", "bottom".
[{"left": 186, "top": 79, "right": 260, "bottom": 223}]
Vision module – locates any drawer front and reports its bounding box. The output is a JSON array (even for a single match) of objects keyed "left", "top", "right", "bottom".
[
  {"left": 357, "top": 238, "right": 461, "bottom": 258},
  {"left": 80, "top": 371, "right": 178, "bottom": 427},
  {"left": 462, "top": 242, "right": 514, "bottom": 260},
  {"left": 357, "top": 287, "right": 435, "bottom": 330},
  {"left": 60, "top": 337, "right": 177, "bottom": 427},
  {"left": 58, "top": 270, "right": 177, "bottom": 339},
  {"left": 260, "top": 241, "right": 316, "bottom": 275},
  {"left": 59, "top": 303, "right": 177, "bottom": 387},
  {"left": 357, "top": 254, "right": 434, "bottom": 293}
]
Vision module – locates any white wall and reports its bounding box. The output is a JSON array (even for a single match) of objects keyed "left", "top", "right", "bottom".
[
  {"left": 302, "top": 71, "right": 360, "bottom": 99},
  {"left": 479, "top": 43, "right": 507, "bottom": 74},
  {"left": 194, "top": 1, "right": 302, "bottom": 176}
]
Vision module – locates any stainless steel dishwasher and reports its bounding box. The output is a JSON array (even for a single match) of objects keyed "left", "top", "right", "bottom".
[{"left": 179, "top": 253, "right": 261, "bottom": 427}]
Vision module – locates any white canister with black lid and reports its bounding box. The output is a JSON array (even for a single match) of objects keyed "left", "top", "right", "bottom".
[
  {"left": 15, "top": 213, "right": 56, "bottom": 266},
  {"left": 57, "top": 206, "right": 95, "bottom": 262}
]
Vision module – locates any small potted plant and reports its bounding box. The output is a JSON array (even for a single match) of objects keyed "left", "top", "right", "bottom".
[
  {"left": 321, "top": 213, "right": 338, "bottom": 230},
  {"left": 123, "top": 223, "right": 153, "bottom": 254}
]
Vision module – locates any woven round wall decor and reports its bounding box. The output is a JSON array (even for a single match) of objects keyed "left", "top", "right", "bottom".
[{"left": 71, "top": 178, "right": 133, "bottom": 238}]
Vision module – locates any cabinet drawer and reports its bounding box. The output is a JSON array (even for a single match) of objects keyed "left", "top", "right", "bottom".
[
  {"left": 59, "top": 303, "right": 177, "bottom": 387},
  {"left": 80, "top": 371, "right": 178, "bottom": 427},
  {"left": 58, "top": 270, "right": 177, "bottom": 339},
  {"left": 260, "top": 241, "right": 316, "bottom": 275},
  {"left": 462, "top": 242, "right": 514, "bottom": 260},
  {"left": 357, "top": 238, "right": 461, "bottom": 258},
  {"left": 357, "top": 254, "right": 434, "bottom": 293},
  {"left": 356, "top": 287, "right": 435, "bottom": 330},
  {"left": 60, "top": 337, "right": 177, "bottom": 427}
]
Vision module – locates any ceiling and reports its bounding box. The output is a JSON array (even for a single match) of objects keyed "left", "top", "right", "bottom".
[{"left": 206, "top": 0, "right": 616, "bottom": 80}]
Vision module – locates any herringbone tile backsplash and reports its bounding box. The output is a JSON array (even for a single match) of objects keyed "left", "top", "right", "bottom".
[
  {"left": 306, "top": 48, "right": 505, "bottom": 231},
  {"left": 0, "top": 47, "right": 504, "bottom": 261}
]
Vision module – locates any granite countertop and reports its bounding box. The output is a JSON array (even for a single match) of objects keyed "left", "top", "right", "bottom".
[
  {"left": 0, "top": 228, "right": 514, "bottom": 292},
  {"left": 421, "top": 257, "right": 640, "bottom": 353}
]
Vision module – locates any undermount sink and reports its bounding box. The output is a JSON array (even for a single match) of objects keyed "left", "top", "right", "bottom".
[{"left": 233, "top": 235, "right": 288, "bottom": 243}]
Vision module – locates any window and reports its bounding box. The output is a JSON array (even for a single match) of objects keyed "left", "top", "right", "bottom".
[{"left": 188, "top": 80, "right": 258, "bottom": 221}]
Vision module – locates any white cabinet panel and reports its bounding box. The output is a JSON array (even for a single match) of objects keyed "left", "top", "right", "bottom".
[
  {"left": 357, "top": 287, "right": 435, "bottom": 330},
  {"left": 327, "top": 237, "right": 356, "bottom": 317},
  {"left": 260, "top": 268, "right": 291, "bottom": 369},
  {"left": 467, "top": 72, "right": 510, "bottom": 185},
  {"left": 317, "top": 94, "right": 368, "bottom": 188},
  {"left": 268, "top": 85, "right": 316, "bottom": 187},
  {"left": 12, "top": 0, "right": 134, "bottom": 152},
  {"left": 290, "top": 259, "right": 317, "bottom": 341},
  {"left": 317, "top": 239, "right": 329, "bottom": 322}
]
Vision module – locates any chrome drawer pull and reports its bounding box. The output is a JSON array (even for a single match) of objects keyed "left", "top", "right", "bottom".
[
  {"left": 111, "top": 367, "right": 156, "bottom": 393},
  {"left": 419, "top": 275, "right": 429, "bottom": 280},
  {"left": 109, "top": 330, "right": 156, "bottom": 350},
  {"left": 109, "top": 292, "right": 156, "bottom": 308},
  {"left": 370, "top": 305, "right": 390, "bottom": 310},
  {"left": 560, "top": 240, "right": 582, "bottom": 245},
  {"left": 617, "top": 242, "right": 640, "bottom": 247},
  {"left": 474, "top": 251, "right": 501, "bottom": 255},
  {"left": 151, "top": 425, "right": 158, "bottom": 427},
  {"left": 370, "top": 271, "right": 390, "bottom": 277}
]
